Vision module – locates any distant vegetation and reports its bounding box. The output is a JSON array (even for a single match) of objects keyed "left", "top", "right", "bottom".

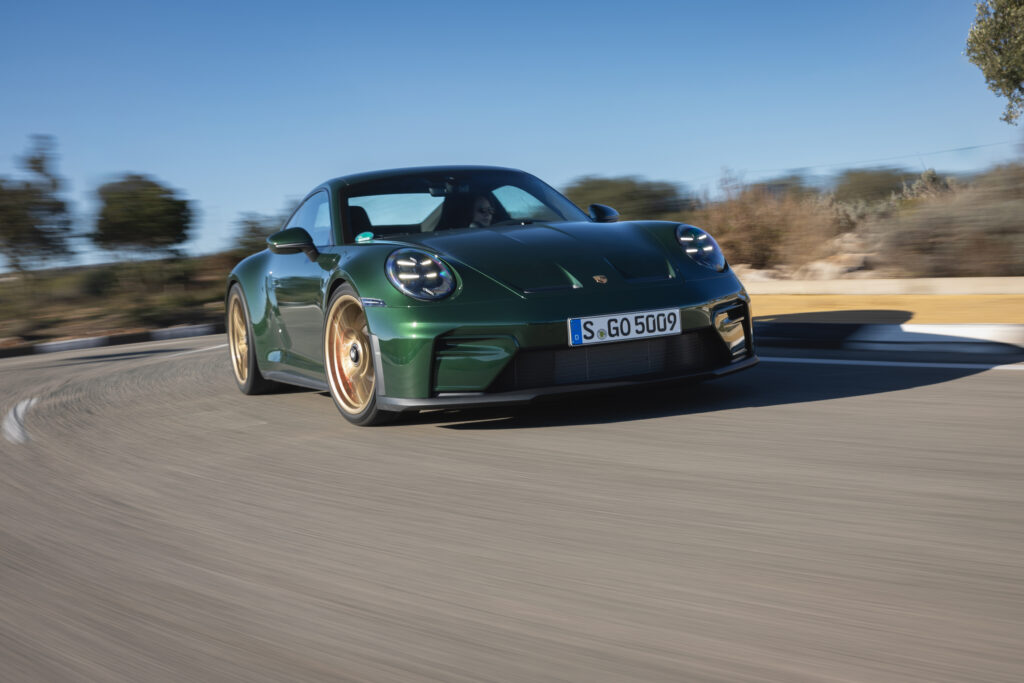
[
  {"left": 563, "top": 163, "right": 1024, "bottom": 278},
  {"left": 564, "top": 176, "right": 694, "bottom": 218},
  {"left": 1, "top": 132, "right": 1023, "bottom": 346},
  {"left": 0, "top": 252, "right": 234, "bottom": 345},
  {"left": 233, "top": 207, "right": 294, "bottom": 255}
]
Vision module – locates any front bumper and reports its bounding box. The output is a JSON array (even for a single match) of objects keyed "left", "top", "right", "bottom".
[{"left": 366, "top": 274, "right": 756, "bottom": 409}]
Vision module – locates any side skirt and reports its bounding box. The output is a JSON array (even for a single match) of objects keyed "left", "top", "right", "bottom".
[{"left": 263, "top": 370, "right": 329, "bottom": 392}]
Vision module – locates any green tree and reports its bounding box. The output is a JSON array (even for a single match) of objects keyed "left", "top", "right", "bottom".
[
  {"left": 0, "top": 135, "right": 72, "bottom": 274},
  {"left": 92, "top": 174, "right": 192, "bottom": 254},
  {"left": 562, "top": 175, "right": 692, "bottom": 220},
  {"left": 966, "top": 0, "right": 1024, "bottom": 125}
]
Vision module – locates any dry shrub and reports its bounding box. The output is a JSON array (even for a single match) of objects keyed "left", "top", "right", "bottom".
[
  {"left": 877, "top": 164, "right": 1024, "bottom": 277},
  {"left": 681, "top": 182, "right": 842, "bottom": 269},
  {"left": 676, "top": 164, "right": 1024, "bottom": 276}
]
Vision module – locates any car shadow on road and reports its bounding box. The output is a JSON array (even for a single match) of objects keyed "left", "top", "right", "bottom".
[
  {"left": 752, "top": 309, "right": 914, "bottom": 349},
  {"left": 420, "top": 308, "right": 1019, "bottom": 430},
  {"left": 421, "top": 363, "right": 990, "bottom": 430},
  {"left": 756, "top": 309, "right": 914, "bottom": 324},
  {"left": 755, "top": 308, "right": 1024, "bottom": 353}
]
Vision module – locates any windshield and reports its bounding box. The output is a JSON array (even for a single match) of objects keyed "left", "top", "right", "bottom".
[{"left": 344, "top": 169, "right": 589, "bottom": 242}]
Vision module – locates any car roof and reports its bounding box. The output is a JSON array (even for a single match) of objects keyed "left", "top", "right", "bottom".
[{"left": 321, "top": 165, "right": 527, "bottom": 192}]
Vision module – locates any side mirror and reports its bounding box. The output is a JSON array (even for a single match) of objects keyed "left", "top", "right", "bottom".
[
  {"left": 268, "top": 227, "right": 319, "bottom": 261},
  {"left": 589, "top": 204, "right": 619, "bottom": 223}
]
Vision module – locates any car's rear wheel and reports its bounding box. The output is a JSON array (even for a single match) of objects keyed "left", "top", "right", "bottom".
[
  {"left": 324, "top": 284, "right": 396, "bottom": 426},
  {"left": 227, "top": 285, "right": 277, "bottom": 394}
]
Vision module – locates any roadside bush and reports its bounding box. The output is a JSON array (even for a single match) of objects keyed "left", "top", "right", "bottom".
[
  {"left": 128, "top": 291, "right": 207, "bottom": 327},
  {"left": 161, "top": 256, "right": 198, "bottom": 291},
  {"left": 81, "top": 266, "right": 119, "bottom": 297},
  {"left": 880, "top": 172, "right": 1024, "bottom": 276},
  {"left": 844, "top": 164, "right": 1022, "bottom": 277}
]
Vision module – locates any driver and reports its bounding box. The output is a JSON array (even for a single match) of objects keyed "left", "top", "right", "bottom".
[{"left": 469, "top": 195, "right": 496, "bottom": 228}]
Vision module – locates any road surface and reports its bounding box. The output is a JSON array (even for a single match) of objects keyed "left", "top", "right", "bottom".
[{"left": 2, "top": 336, "right": 1022, "bottom": 682}]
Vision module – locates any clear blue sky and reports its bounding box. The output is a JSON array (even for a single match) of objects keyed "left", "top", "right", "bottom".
[{"left": 1, "top": 0, "right": 1020, "bottom": 263}]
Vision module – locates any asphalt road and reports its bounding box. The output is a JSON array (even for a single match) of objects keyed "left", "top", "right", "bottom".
[{"left": 2, "top": 336, "right": 1022, "bottom": 682}]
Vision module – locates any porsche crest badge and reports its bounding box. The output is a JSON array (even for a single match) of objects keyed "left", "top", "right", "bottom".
[{"left": 592, "top": 275, "right": 608, "bottom": 284}]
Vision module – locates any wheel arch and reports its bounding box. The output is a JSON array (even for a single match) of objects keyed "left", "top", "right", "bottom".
[
  {"left": 326, "top": 274, "right": 353, "bottom": 305},
  {"left": 225, "top": 273, "right": 242, "bottom": 304}
]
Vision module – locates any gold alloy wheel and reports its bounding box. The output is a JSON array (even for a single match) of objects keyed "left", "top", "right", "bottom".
[
  {"left": 325, "top": 294, "right": 375, "bottom": 414},
  {"left": 228, "top": 296, "right": 249, "bottom": 384}
]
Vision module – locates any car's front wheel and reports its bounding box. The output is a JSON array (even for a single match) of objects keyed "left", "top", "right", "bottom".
[
  {"left": 227, "top": 284, "right": 278, "bottom": 395},
  {"left": 323, "top": 284, "right": 396, "bottom": 426}
]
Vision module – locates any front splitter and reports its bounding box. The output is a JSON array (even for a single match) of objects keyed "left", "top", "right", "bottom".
[{"left": 376, "top": 355, "right": 759, "bottom": 412}]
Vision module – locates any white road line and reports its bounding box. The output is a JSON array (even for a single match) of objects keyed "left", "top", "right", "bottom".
[
  {"left": 3, "top": 398, "right": 39, "bottom": 445},
  {"left": 164, "top": 343, "right": 228, "bottom": 360},
  {"left": 760, "top": 356, "right": 1024, "bottom": 371},
  {"left": 1, "top": 344, "right": 226, "bottom": 445}
]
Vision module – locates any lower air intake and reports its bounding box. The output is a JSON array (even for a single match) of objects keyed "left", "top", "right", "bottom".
[{"left": 490, "top": 327, "right": 729, "bottom": 392}]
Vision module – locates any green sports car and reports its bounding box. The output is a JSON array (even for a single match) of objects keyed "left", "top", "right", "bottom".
[{"left": 226, "top": 166, "right": 757, "bottom": 425}]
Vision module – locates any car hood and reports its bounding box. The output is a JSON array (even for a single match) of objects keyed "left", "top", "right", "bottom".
[{"left": 388, "top": 221, "right": 680, "bottom": 294}]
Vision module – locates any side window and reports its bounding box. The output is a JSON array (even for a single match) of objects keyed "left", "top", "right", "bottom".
[
  {"left": 285, "top": 191, "right": 332, "bottom": 246},
  {"left": 284, "top": 199, "right": 307, "bottom": 231}
]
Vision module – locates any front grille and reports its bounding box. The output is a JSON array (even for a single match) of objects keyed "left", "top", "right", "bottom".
[{"left": 490, "top": 327, "right": 729, "bottom": 392}]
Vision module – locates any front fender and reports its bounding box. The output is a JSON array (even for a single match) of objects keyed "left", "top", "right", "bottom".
[{"left": 227, "top": 251, "right": 276, "bottom": 370}]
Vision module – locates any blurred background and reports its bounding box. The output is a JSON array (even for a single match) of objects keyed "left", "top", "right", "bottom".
[{"left": 1, "top": 0, "right": 1022, "bottom": 345}]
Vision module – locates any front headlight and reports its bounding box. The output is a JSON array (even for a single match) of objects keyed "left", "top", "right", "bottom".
[
  {"left": 676, "top": 224, "right": 726, "bottom": 272},
  {"left": 385, "top": 248, "right": 456, "bottom": 301}
]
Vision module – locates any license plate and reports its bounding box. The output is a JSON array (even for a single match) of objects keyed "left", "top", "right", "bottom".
[{"left": 568, "top": 308, "right": 681, "bottom": 346}]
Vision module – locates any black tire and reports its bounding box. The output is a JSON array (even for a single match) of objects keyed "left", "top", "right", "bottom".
[
  {"left": 323, "top": 284, "right": 397, "bottom": 426},
  {"left": 227, "top": 285, "right": 278, "bottom": 395}
]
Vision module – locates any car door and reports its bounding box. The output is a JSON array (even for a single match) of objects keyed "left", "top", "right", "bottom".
[{"left": 269, "top": 190, "right": 334, "bottom": 374}]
